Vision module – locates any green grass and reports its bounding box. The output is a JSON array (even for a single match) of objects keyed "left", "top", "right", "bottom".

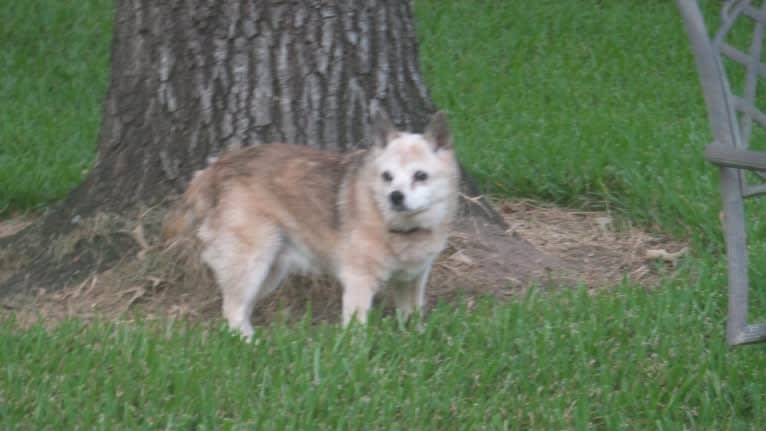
[
  {"left": 0, "top": 0, "right": 112, "bottom": 214},
  {"left": 416, "top": 0, "right": 728, "bottom": 241},
  {"left": 3, "top": 276, "right": 765, "bottom": 430},
  {"left": 3, "top": 0, "right": 766, "bottom": 429}
]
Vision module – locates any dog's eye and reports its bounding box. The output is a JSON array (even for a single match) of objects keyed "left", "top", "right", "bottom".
[
  {"left": 382, "top": 171, "right": 393, "bottom": 182},
  {"left": 413, "top": 171, "right": 428, "bottom": 182}
]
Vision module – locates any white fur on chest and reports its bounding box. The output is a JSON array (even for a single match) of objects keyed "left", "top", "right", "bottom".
[{"left": 381, "top": 233, "right": 445, "bottom": 282}]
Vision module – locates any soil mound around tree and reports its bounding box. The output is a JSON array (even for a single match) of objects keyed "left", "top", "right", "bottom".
[{"left": 0, "top": 200, "right": 688, "bottom": 328}]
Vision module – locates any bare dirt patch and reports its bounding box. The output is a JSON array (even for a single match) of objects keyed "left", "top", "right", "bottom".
[
  {"left": 0, "top": 200, "right": 688, "bottom": 328},
  {"left": 498, "top": 200, "right": 688, "bottom": 286}
]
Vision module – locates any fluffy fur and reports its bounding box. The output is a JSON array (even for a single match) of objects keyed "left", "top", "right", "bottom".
[{"left": 164, "top": 108, "right": 460, "bottom": 337}]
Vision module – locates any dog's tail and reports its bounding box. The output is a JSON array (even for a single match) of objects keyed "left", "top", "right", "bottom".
[{"left": 162, "top": 167, "right": 216, "bottom": 243}]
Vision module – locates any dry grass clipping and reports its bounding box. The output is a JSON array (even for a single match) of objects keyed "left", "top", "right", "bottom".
[
  {"left": 1, "top": 199, "right": 689, "bottom": 328},
  {"left": 498, "top": 199, "right": 688, "bottom": 286}
]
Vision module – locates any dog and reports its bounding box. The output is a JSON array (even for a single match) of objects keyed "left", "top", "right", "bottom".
[{"left": 163, "top": 107, "right": 460, "bottom": 338}]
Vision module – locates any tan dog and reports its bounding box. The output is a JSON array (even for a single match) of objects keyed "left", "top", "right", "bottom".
[{"left": 164, "top": 108, "right": 460, "bottom": 337}]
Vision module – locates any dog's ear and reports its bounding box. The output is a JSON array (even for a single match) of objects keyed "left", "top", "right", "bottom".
[
  {"left": 370, "top": 105, "right": 396, "bottom": 148},
  {"left": 424, "top": 111, "right": 452, "bottom": 151}
]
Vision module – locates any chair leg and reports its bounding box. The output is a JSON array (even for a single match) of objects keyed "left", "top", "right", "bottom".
[
  {"left": 719, "top": 167, "right": 766, "bottom": 345},
  {"left": 739, "top": 323, "right": 766, "bottom": 345}
]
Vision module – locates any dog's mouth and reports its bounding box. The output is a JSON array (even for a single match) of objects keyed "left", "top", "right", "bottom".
[
  {"left": 391, "top": 195, "right": 449, "bottom": 215},
  {"left": 405, "top": 207, "right": 429, "bottom": 216},
  {"left": 391, "top": 204, "right": 428, "bottom": 216}
]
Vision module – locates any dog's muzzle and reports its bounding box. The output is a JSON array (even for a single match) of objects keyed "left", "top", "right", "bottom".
[{"left": 389, "top": 190, "right": 407, "bottom": 211}]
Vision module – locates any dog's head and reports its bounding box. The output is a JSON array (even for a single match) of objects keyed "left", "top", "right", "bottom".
[{"left": 368, "top": 107, "right": 460, "bottom": 232}]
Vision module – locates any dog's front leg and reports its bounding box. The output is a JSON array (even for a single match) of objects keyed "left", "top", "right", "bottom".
[
  {"left": 392, "top": 261, "right": 432, "bottom": 322},
  {"left": 340, "top": 270, "right": 377, "bottom": 325}
]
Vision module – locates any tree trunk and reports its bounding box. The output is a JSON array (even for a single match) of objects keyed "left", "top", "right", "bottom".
[
  {"left": 2, "top": 0, "right": 530, "bottom": 300},
  {"left": 58, "top": 0, "right": 444, "bottom": 221}
]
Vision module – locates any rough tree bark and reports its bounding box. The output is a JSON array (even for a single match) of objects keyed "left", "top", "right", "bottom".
[{"left": 1, "top": 0, "right": 555, "bottom": 299}]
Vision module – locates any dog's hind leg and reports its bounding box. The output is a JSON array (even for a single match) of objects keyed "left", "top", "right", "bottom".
[
  {"left": 203, "top": 229, "right": 282, "bottom": 339},
  {"left": 256, "top": 259, "right": 289, "bottom": 301}
]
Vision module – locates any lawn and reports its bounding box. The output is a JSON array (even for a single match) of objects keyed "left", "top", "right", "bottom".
[
  {"left": 0, "top": 0, "right": 111, "bottom": 214},
  {"left": 2, "top": 0, "right": 766, "bottom": 429},
  {"left": 1, "top": 280, "right": 763, "bottom": 430}
]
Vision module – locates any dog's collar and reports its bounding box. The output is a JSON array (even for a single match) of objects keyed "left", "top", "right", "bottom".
[{"left": 389, "top": 227, "right": 424, "bottom": 235}]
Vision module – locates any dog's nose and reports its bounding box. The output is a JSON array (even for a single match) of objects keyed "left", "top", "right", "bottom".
[{"left": 389, "top": 190, "right": 405, "bottom": 207}]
